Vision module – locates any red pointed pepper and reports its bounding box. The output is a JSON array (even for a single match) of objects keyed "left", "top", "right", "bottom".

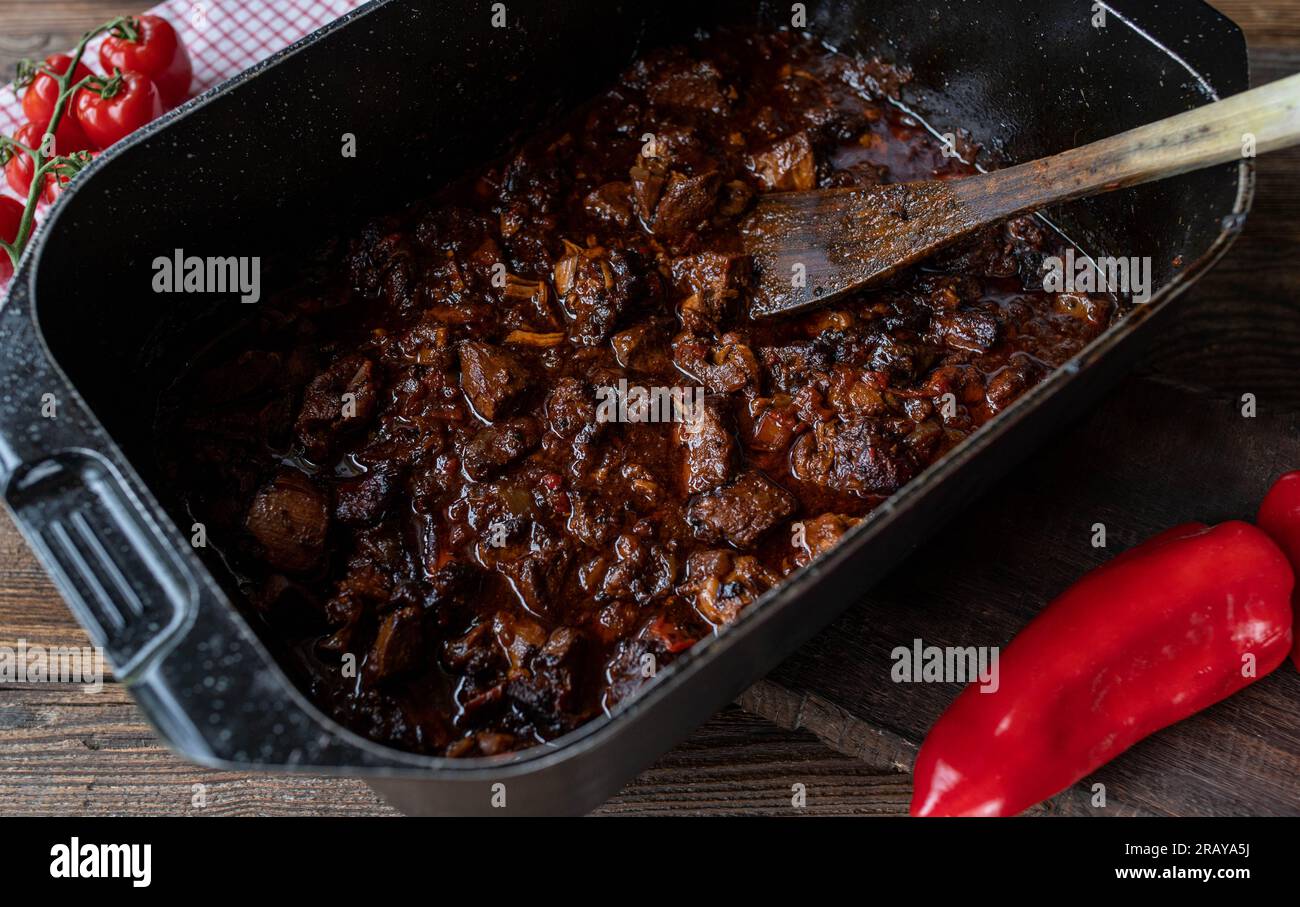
[
  {"left": 1256, "top": 471, "right": 1300, "bottom": 670},
  {"left": 911, "top": 521, "right": 1294, "bottom": 817}
]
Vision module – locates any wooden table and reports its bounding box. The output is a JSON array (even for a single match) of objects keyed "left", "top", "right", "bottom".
[{"left": 0, "top": 0, "right": 1296, "bottom": 816}]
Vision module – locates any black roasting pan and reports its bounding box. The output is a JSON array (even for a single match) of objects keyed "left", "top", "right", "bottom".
[{"left": 0, "top": 0, "right": 1250, "bottom": 815}]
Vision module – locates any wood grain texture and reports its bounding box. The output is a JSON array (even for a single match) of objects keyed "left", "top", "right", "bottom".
[
  {"left": 0, "top": 1, "right": 123, "bottom": 77},
  {"left": 0, "top": 688, "right": 902, "bottom": 816},
  {"left": 0, "top": 0, "right": 1297, "bottom": 816},
  {"left": 1212, "top": 0, "right": 1300, "bottom": 46}
]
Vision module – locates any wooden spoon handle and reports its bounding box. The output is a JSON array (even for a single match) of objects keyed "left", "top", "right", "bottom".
[{"left": 954, "top": 72, "right": 1300, "bottom": 220}]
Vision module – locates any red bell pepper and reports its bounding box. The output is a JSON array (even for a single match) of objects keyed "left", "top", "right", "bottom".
[
  {"left": 1256, "top": 471, "right": 1300, "bottom": 670},
  {"left": 911, "top": 521, "right": 1294, "bottom": 817}
]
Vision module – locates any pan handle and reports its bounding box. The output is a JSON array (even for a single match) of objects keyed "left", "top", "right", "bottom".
[{"left": 5, "top": 450, "right": 196, "bottom": 678}]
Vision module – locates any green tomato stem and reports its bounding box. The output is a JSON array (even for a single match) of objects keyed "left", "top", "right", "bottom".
[{"left": 6, "top": 16, "right": 131, "bottom": 268}]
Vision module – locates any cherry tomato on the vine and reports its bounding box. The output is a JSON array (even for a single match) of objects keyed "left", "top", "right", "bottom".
[
  {"left": 44, "top": 150, "right": 98, "bottom": 204},
  {"left": 99, "top": 15, "right": 192, "bottom": 109},
  {"left": 73, "top": 70, "right": 164, "bottom": 149},
  {"left": 5, "top": 123, "right": 65, "bottom": 204},
  {"left": 21, "top": 54, "right": 95, "bottom": 151},
  {"left": 0, "top": 196, "right": 26, "bottom": 281}
]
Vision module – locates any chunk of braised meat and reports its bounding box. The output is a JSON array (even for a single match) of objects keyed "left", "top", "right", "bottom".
[
  {"left": 761, "top": 341, "right": 831, "bottom": 393},
  {"left": 384, "top": 313, "right": 456, "bottom": 367},
  {"left": 717, "top": 178, "right": 754, "bottom": 217},
  {"left": 442, "top": 619, "right": 500, "bottom": 678},
  {"left": 599, "top": 602, "right": 704, "bottom": 703},
  {"left": 678, "top": 549, "right": 777, "bottom": 626},
  {"left": 348, "top": 219, "right": 418, "bottom": 309},
  {"left": 367, "top": 605, "right": 424, "bottom": 682},
  {"left": 386, "top": 362, "right": 467, "bottom": 428},
  {"left": 322, "top": 687, "right": 438, "bottom": 754},
  {"left": 492, "top": 609, "right": 548, "bottom": 676},
  {"left": 826, "top": 365, "right": 892, "bottom": 418},
  {"left": 496, "top": 273, "right": 561, "bottom": 333},
  {"left": 629, "top": 161, "right": 666, "bottom": 223},
  {"left": 747, "top": 395, "right": 803, "bottom": 455},
  {"left": 422, "top": 561, "right": 479, "bottom": 612},
  {"left": 317, "top": 586, "right": 362, "bottom": 655},
  {"left": 580, "top": 530, "right": 680, "bottom": 605},
  {"left": 747, "top": 131, "right": 816, "bottom": 191},
  {"left": 651, "top": 170, "right": 722, "bottom": 239},
  {"left": 567, "top": 492, "right": 621, "bottom": 549},
  {"left": 790, "top": 419, "right": 918, "bottom": 497},
  {"left": 461, "top": 416, "right": 542, "bottom": 481},
  {"left": 672, "top": 331, "right": 760, "bottom": 393},
  {"left": 984, "top": 354, "right": 1046, "bottom": 414},
  {"left": 794, "top": 513, "right": 861, "bottom": 566},
  {"left": 1053, "top": 291, "right": 1113, "bottom": 328},
  {"left": 458, "top": 341, "right": 529, "bottom": 421},
  {"left": 686, "top": 469, "right": 796, "bottom": 548},
  {"left": 463, "top": 479, "right": 573, "bottom": 619},
  {"left": 554, "top": 243, "right": 641, "bottom": 346},
  {"left": 932, "top": 220, "right": 1037, "bottom": 279},
  {"left": 441, "top": 613, "right": 535, "bottom": 723},
  {"left": 335, "top": 462, "right": 401, "bottom": 526},
  {"left": 932, "top": 308, "right": 1001, "bottom": 353},
  {"left": 645, "top": 56, "right": 730, "bottom": 113},
  {"left": 295, "top": 355, "right": 377, "bottom": 460},
  {"left": 542, "top": 376, "right": 606, "bottom": 479},
  {"left": 505, "top": 626, "right": 593, "bottom": 726},
  {"left": 675, "top": 395, "right": 737, "bottom": 494},
  {"left": 610, "top": 321, "right": 673, "bottom": 372},
  {"left": 584, "top": 181, "right": 633, "bottom": 227},
  {"left": 441, "top": 731, "right": 520, "bottom": 758},
  {"left": 245, "top": 471, "right": 330, "bottom": 573},
  {"left": 671, "top": 251, "right": 751, "bottom": 334},
  {"left": 544, "top": 376, "right": 595, "bottom": 438}
]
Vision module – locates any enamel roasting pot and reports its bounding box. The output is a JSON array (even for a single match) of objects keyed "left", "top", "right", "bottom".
[{"left": 0, "top": 0, "right": 1250, "bottom": 814}]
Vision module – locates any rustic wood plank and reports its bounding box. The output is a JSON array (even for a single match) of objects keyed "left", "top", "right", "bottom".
[
  {"left": 0, "top": 0, "right": 124, "bottom": 35},
  {"left": 596, "top": 706, "right": 910, "bottom": 816},
  {"left": 0, "top": 511, "right": 90, "bottom": 650},
  {"left": 0, "top": 683, "right": 397, "bottom": 816},
  {"left": 0, "top": 0, "right": 123, "bottom": 77},
  {"left": 1212, "top": 0, "right": 1300, "bottom": 46},
  {"left": 0, "top": 687, "right": 902, "bottom": 816}
]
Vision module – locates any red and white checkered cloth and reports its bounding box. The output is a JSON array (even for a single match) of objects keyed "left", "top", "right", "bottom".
[{"left": 2, "top": 0, "right": 363, "bottom": 289}]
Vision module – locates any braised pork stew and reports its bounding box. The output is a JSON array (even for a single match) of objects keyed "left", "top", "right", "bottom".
[{"left": 157, "top": 29, "right": 1117, "bottom": 757}]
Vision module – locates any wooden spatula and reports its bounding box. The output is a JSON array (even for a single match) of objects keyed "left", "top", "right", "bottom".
[{"left": 744, "top": 73, "right": 1300, "bottom": 318}]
